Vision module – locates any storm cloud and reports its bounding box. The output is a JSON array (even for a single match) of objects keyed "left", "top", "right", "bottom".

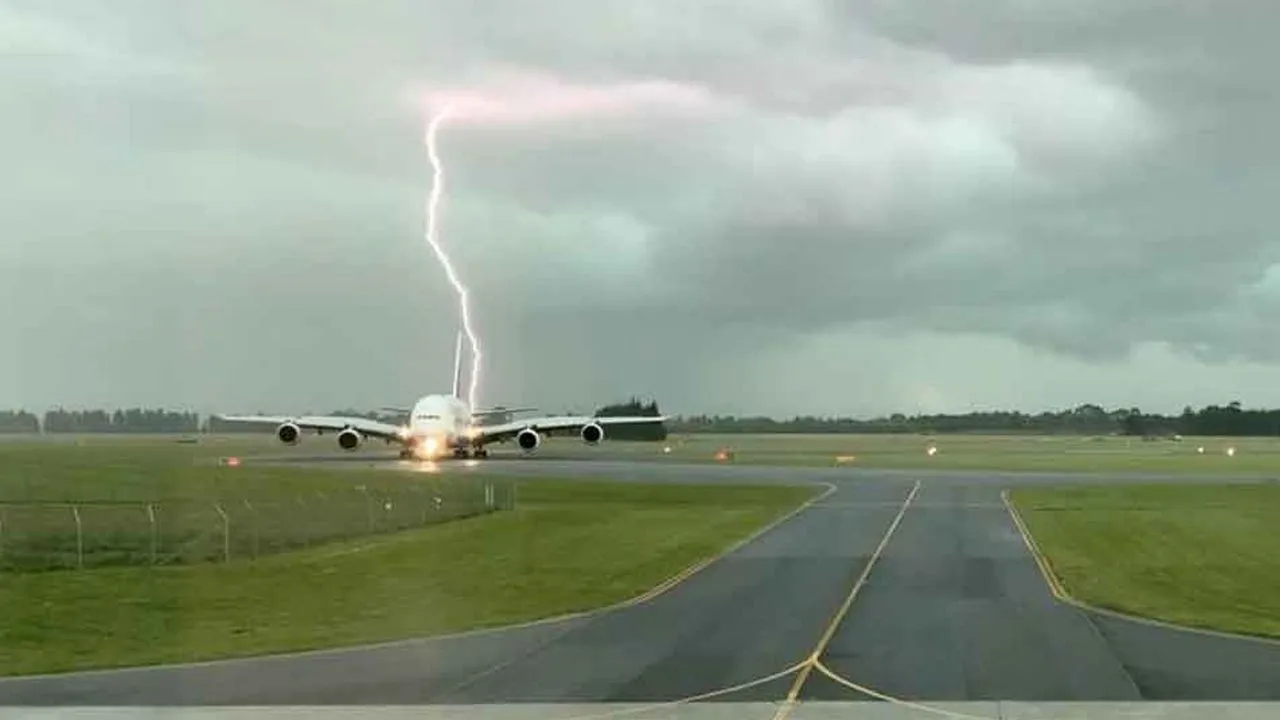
[{"left": 4, "top": 0, "right": 1280, "bottom": 417}]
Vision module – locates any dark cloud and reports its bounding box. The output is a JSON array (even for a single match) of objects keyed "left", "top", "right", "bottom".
[{"left": 4, "top": 0, "right": 1280, "bottom": 415}]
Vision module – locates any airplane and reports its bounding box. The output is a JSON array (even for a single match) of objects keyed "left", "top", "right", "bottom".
[{"left": 215, "top": 332, "right": 667, "bottom": 460}]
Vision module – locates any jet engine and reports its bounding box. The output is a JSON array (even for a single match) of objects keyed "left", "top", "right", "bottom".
[
  {"left": 337, "top": 428, "right": 362, "bottom": 451},
  {"left": 580, "top": 422, "right": 604, "bottom": 445},
  {"left": 276, "top": 421, "right": 301, "bottom": 445},
  {"left": 516, "top": 428, "right": 541, "bottom": 452}
]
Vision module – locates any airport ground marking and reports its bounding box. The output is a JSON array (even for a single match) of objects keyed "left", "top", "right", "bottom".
[
  {"left": 812, "top": 501, "right": 1005, "bottom": 509},
  {"left": 425, "top": 481, "right": 836, "bottom": 700},
  {"left": 619, "top": 481, "right": 837, "bottom": 608},
  {"left": 774, "top": 479, "right": 921, "bottom": 718},
  {"left": 1001, "top": 490, "right": 1280, "bottom": 648},
  {"left": 999, "top": 489, "right": 1144, "bottom": 699},
  {"left": 812, "top": 659, "right": 998, "bottom": 720},
  {"left": 422, "top": 477, "right": 834, "bottom": 712},
  {"left": 553, "top": 659, "right": 808, "bottom": 720},
  {"left": 425, "top": 619, "right": 585, "bottom": 701},
  {"left": 1000, "top": 490, "right": 1069, "bottom": 599}
]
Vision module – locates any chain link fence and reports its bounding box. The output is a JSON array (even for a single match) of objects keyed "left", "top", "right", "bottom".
[{"left": 0, "top": 480, "right": 514, "bottom": 571}]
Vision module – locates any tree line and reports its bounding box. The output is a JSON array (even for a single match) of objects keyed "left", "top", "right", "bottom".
[
  {"left": 7, "top": 400, "right": 1280, "bottom": 437},
  {"left": 0, "top": 410, "right": 40, "bottom": 433},
  {"left": 593, "top": 397, "right": 666, "bottom": 440},
  {"left": 667, "top": 402, "right": 1280, "bottom": 437},
  {"left": 26, "top": 408, "right": 201, "bottom": 434}
]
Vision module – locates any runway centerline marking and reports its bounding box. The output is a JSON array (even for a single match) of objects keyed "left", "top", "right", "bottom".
[
  {"left": 773, "top": 479, "right": 920, "bottom": 719},
  {"left": 552, "top": 659, "right": 808, "bottom": 720},
  {"left": 813, "top": 659, "right": 998, "bottom": 719}
]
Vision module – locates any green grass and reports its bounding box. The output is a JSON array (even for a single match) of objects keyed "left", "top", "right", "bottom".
[
  {"left": 1010, "top": 483, "right": 1280, "bottom": 639},
  {"left": 635, "top": 433, "right": 1280, "bottom": 473},
  {"left": 0, "top": 441, "right": 505, "bottom": 570},
  {"left": 0, "top": 438, "right": 815, "bottom": 675},
  {"left": 0, "top": 436, "right": 433, "bottom": 502},
  {"left": 10, "top": 430, "right": 1280, "bottom": 474}
]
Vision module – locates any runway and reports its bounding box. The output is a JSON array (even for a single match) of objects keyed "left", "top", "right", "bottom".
[{"left": 3, "top": 451, "right": 1279, "bottom": 709}]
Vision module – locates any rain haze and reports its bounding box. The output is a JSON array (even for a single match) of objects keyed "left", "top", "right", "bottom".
[{"left": 4, "top": 1, "right": 1280, "bottom": 418}]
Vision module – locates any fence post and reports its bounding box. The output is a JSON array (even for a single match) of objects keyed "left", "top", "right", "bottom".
[
  {"left": 214, "top": 503, "right": 230, "bottom": 563},
  {"left": 0, "top": 507, "right": 5, "bottom": 563},
  {"left": 71, "top": 505, "right": 84, "bottom": 568},
  {"left": 147, "top": 504, "right": 157, "bottom": 565}
]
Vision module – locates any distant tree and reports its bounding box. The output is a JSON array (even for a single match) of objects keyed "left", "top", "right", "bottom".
[
  {"left": 595, "top": 397, "right": 661, "bottom": 417},
  {"left": 1120, "top": 408, "right": 1146, "bottom": 436},
  {"left": 37, "top": 407, "right": 197, "bottom": 433},
  {"left": 0, "top": 410, "right": 39, "bottom": 433},
  {"left": 593, "top": 398, "right": 667, "bottom": 440}
]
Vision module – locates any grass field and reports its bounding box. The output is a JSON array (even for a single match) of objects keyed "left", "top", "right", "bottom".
[
  {"left": 1010, "top": 484, "right": 1280, "bottom": 639},
  {"left": 0, "top": 437, "right": 814, "bottom": 675},
  {"left": 8, "top": 431, "right": 1280, "bottom": 473},
  {"left": 527, "top": 431, "right": 1280, "bottom": 474},
  {"left": 0, "top": 440, "right": 508, "bottom": 570}
]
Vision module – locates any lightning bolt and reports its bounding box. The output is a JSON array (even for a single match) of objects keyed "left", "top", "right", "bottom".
[{"left": 425, "top": 106, "right": 482, "bottom": 414}]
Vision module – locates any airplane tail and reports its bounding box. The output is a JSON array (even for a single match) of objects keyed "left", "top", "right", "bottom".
[{"left": 451, "top": 329, "right": 464, "bottom": 402}]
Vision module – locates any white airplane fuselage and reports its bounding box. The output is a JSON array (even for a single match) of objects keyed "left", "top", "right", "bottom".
[{"left": 402, "top": 394, "right": 474, "bottom": 459}]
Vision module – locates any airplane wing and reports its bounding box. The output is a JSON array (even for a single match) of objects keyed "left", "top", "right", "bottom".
[
  {"left": 214, "top": 415, "right": 406, "bottom": 443},
  {"left": 473, "top": 415, "right": 667, "bottom": 445},
  {"left": 473, "top": 406, "right": 537, "bottom": 418}
]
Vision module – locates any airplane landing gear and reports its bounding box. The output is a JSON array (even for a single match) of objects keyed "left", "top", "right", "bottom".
[{"left": 401, "top": 445, "right": 486, "bottom": 460}]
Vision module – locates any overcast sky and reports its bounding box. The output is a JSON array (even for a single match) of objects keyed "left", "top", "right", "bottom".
[{"left": 4, "top": 1, "right": 1280, "bottom": 418}]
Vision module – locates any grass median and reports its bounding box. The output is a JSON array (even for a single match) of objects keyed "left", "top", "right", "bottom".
[{"left": 1009, "top": 483, "right": 1280, "bottom": 639}]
